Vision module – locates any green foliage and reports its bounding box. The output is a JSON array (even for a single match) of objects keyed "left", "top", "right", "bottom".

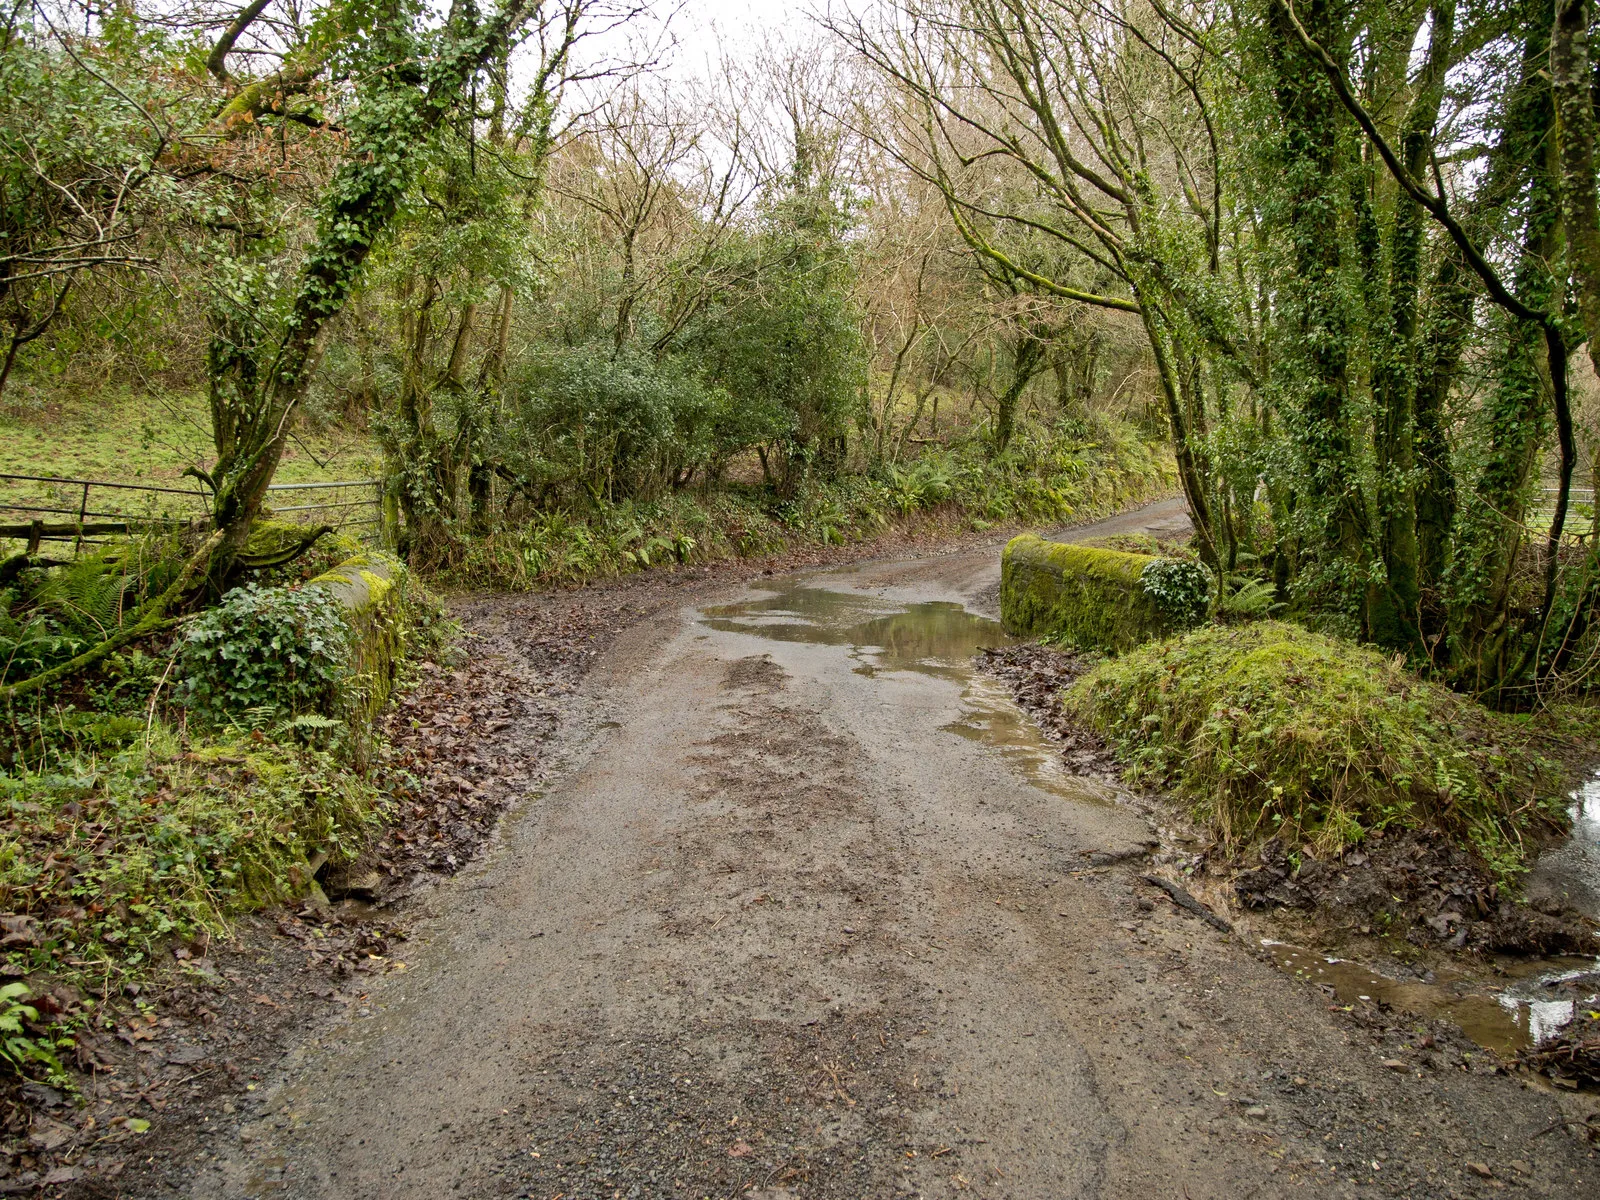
[
  {"left": 1138, "top": 558, "right": 1212, "bottom": 627},
  {"left": 442, "top": 419, "right": 1175, "bottom": 593},
  {"left": 0, "top": 983, "right": 64, "bottom": 1079},
  {"left": 0, "top": 735, "right": 382, "bottom": 984},
  {"left": 177, "top": 585, "right": 351, "bottom": 726},
  {"left": 686, "top": 190, "right": 868, "bottom": 491},
  {"left": 951, "top": 417, "right": 1172, "bottom": 525},
  {"left": 1066, "top": 622, "right": 1567, "bottom": 873},
  {"left": 0, "top": 16, "right": 183, "bottom": 378},
  {"left": 0, "top": 538, "right": 186, "bottom": 683},
  {"left": 1216, "top": 576, "right": 1282, "bottom": 621},
  {"left": 504, "top": 344, "right": 725, "bottom": 503},
  {"left": 0, "top": 602, "right": 63, "bottom": 685},
  {"left": 882, "top": 457, "right": 957, "bottom": 516}
]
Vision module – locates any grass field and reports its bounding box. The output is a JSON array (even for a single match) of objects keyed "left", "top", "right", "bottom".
[{"left": 1, "top": 390, "right": 379, "bottom": 549}]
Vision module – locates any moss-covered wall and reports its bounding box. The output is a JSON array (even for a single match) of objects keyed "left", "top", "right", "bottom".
[
  {"left": 1000, "top": 533, "right": 1174, "bottom": 652},
  {"left": 308, "top": 552, "right": 410, "bottom": 728}
]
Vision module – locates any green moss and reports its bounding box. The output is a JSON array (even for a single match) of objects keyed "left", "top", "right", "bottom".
[
  {"left": 307, "top": 551, "right": 443, "bottom": 731},
  {"left": 1079, "top": 532, "right": 1196, "bottom": 560},
  {"left": 1000, "top": 533, "right": 1175, "bottom": 652},
  {"left": 0, "top": 733, "right": 382, "bottom": 985},
  {"left": 1065, "top": 621, "right": 1569, "bottom": 873}
]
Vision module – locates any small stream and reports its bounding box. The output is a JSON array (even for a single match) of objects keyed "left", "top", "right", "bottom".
[{"left": 702, "top": 575, "right": 1600, "bottom": 1055}]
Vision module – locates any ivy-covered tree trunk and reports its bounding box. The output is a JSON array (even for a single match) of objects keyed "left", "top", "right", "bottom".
[
  {"left": 993, "top": 331, "right": 1044, "bottom": 454},
  {"left": 1365, "top": 0, "right": 1453, "bottom": 652},
  {"left": 203, "top": 1, "right": 542, "bottom": 585},
  {"left": 1411, "top": 249, "right": 1469, "bottom": 614},
  {"left": 1266, "top": 0, "right": 1369, "bottom": 616},
  {"left": 1447, "top": 2, "right": 1560, "bottom": 693}
]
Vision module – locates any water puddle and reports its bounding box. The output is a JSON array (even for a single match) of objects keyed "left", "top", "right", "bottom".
[
  {"left": 942, "top": 673, "right": 1117, "bottom": 807},
  {"left": 701, "top": 579, "right": 1103, "bottom": 804},
  {"left": 701, "top": 581, "right": 1016, "bottom": 678},
  {"left": 1529, "top": 771, "right": 1600, "bottom": 921},
  {"left": 1263, "top": 940, "right": 1600, "bottom": 1053}
]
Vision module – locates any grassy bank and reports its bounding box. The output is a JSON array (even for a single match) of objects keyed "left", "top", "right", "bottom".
[{"left": 1066, "top": 621, "right": 1581, "bottom": 878}]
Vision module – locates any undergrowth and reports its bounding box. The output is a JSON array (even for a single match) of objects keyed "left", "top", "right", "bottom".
[
  {"left": 0, "top": 529, "right": 447, "bottom": 1088},
  {"left": 439, "top": 417, "right": 1175, "bottom": 591},
  {"left": 0, "top": 732, "right": 382, "bottom": 991},
  {"left": 1066, "top": 621, "right": 1573, "bottom": 877}
]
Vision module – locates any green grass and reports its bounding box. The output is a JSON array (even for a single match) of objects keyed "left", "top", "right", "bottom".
[
  {"left": 1066, "top": 621, "right": 1573, "bottom": 877},
  {"left": 0, "top": 390, "right": 377, "bottom": 537}
]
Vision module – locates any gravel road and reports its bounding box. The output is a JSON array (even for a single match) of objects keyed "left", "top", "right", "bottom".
[{"left": 178, "top": 500, "right": 1600, "bottom": 1199}]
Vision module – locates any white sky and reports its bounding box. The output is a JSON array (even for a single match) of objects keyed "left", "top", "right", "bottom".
[{"left": 588, "top": 0, "right": 836, "bottom": 82}]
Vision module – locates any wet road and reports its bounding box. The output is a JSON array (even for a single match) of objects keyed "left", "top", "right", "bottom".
[{"left": 183, "top": 503, "right": 1600, "bottom": 1199}]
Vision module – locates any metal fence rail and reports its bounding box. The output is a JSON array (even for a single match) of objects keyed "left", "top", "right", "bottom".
[{"left": 1, "top": 471, "right": 383, "bottom": 555}]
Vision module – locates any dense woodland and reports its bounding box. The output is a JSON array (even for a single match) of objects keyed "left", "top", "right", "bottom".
[{"left": 4, "top": 0, "right": 1600, "bottom": 704}]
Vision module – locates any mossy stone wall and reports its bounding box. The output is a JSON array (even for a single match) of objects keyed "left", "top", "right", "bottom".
[
  {"left": 1000, "top": 533, "right": 1174, "bottom": 652},
  {"left": 308, "top": 551, "right": 410, "bottom": 728}
]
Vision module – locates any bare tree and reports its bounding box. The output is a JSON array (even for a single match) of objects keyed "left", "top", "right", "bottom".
[{"left": 833, "top": 0, "right": 1237, "bottom": 561}]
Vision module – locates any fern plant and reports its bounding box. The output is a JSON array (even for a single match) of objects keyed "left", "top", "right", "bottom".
[
  {"left": 34, "top": 554, "right": 134, "bottom": 639},
  {"left": 0, "top": 983, "right": 63, "bottom": 1078},
  {"left": 1217, "top": 576, "right": 1283, "bottom": 621}
]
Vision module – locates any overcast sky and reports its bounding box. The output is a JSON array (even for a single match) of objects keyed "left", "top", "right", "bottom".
[{"left": 589, "top": 0, "right": 839, "bottom": 81}]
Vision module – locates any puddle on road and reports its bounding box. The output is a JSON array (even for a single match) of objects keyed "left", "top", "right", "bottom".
[
  {"left": 702, "top": 582, "right": 1013, "bottom": 678},
  {"left": 701, "top": 579, "right": 1106, "bottom": 805},
  {"left": 1263, "top": 940, "right": 1600, "bottom": 1053}
]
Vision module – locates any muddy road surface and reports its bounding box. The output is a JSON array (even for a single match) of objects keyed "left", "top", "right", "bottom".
[{"left": 180, "top": 501, "right": 1598, "bottom": 1199}]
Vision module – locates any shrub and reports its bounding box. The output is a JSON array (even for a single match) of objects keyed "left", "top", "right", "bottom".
[
  {"left": 177, "top": 584, "right": 351, "bottom": 725},
  {"left": 1138, "top": 557, "right": 1212, "bottom": 627},
  {"left": 1066, "top": 621, "right": 1567, "bottom": 872}
]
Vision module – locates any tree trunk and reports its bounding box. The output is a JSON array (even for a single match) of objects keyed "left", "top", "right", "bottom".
[
  {"left": 1268, "top": 0, "right": 1368, "bottom": 615},
  {"left": 994, "top": 333, "right": 1043, "bottom": 454}
]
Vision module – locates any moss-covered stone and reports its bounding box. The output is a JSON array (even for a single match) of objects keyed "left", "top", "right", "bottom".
[
  {"left": 1000, "top": 533, "right": 1174, "bottom": 652},
  {"left": 307, "top": 551, "right": 410, "bottom": 728}
]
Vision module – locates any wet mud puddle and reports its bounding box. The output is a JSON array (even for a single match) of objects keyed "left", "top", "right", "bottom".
[
  {"left": 1263, "top": 941, "right": 1600, "bottom": 1053},
  {"left": 700, "top": 577, "right": 1111, "bottom": 805},
  {"left": 1265, "top": 769, "right": 1600, "bottom": 1054}
]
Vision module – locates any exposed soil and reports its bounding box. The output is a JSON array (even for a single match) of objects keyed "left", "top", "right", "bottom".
[
  {"left": 973, "top": 643, "right": 1600, "bottom": 961},
  {"left": 10, "top": 496, "right": 1600, "bottom": 1198}
]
